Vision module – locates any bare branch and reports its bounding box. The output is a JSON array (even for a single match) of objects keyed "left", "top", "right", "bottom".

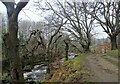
[{"left": 14, "top": 0, "right": 29, "bottom": 20}]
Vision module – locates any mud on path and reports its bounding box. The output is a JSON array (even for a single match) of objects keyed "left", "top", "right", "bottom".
[{"left": 84, "top": 54, "right": 118, "bottom": 82}]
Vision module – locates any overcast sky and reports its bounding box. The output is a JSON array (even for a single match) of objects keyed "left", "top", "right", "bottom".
[{"left": 0, "top": 0, "right": 108, "bottom": 39}]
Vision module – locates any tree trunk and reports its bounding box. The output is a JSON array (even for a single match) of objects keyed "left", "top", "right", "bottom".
[
  {"left": 46, "top": 50, "right": 52, "bottom": 79},
  {"left": 116, "top": 3, "right": 120, "bottom": 81},
  {"left": 64, "top": 41, "right": 69, "bottom": 61},
  {"left": 7, "top": 16, "right": 24, "bottom": 83},
  {"left": 118, "top": 33, "right": 120, "bottom": 83},
  {"left": 1, "top": 1, "right": 29, "bottom": 83},
  {"left": 118, "top": 34, "right": 120, "bottom": 54},
  {"left": 46, "top": 49, "right": 51, "bottom": 74},
  {"left": 65, "top": 49, "right": 69, "bottom": 61},
  {"left": 85, "top": 45, "right": 90, "bottom": 52},
  {"left": 81, "top": 43, "right": 90, "bottom": 52},
  {"left": 110, "top": 35, "right": 117, "bottom": 50}
]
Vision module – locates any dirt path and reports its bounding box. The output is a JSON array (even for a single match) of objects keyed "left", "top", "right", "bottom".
[
  {"left": 105, "top": 55, "right": 118, "bottom": 63},
  {"left": 85, "top": 54, "right": 118, "bottom": 82},
  {"left": 103, "top": 55, "right": 118, "bottom": 65}
]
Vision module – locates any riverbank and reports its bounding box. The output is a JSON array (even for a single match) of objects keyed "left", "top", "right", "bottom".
[{"left": 42, "top": 53, "right": 90, "bottom": 83}]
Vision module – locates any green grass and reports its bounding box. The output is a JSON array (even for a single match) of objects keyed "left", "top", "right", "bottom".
[
  {"left": 107, "top": 50, "right": 118, "bottom": 58},
  {"left": 42, "top": 53, "right": 91, "bottom": 82},
  {"left": 103, "top": 50, "right": 119, "bottom": 67},
  {"left": 104, "top": 57, "right": 118, "bottom": 66}
]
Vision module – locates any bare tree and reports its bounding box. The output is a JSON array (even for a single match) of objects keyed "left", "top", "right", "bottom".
[
  {"left": 88, "top": 2, "right": 120, "bottom": 50},
  {"left": 47, "top": 1, "right": 95, "bottom": 51},
  {"left": 64, "top": 36, "right": 70, "bottom": 60},
  {"left": 44, "top": 15, "right": 67, "bottom": 74},
  {"left": 117, "top": 1, "right": 120, "bottom": 65},
  {"left": 1, "top": 0, "right": 29, "bottom": 83}
]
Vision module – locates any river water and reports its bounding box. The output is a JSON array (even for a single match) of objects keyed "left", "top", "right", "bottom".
[{"left": 24, "top": 53, "right": 76, "bottom": 82}]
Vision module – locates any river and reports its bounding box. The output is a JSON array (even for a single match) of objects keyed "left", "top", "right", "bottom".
[{"left": 24, "top": 53, "right": 77, "bottom": 82}]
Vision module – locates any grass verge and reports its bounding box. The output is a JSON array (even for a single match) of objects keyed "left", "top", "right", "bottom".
[
  {"left": 103, "top": 57, "right": 118, "bottom": 66},
  {"left": 42, "top": 53, "right": 91, "bottom": 83},
  {"left": 107, "top": 50, "right": 118, "bottom": 58}
]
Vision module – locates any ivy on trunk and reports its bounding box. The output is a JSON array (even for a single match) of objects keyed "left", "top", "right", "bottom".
[{"left": 1, "top": 1, "right": 29, "bottom": 83}]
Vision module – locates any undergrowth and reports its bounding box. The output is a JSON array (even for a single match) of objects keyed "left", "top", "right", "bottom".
[{"left": 42, "top": 53, "right": 90, "bottom": 83}]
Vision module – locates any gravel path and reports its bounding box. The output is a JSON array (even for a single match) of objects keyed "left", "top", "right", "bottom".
[{"left": 85, "top": 54, "right": 118, "bottom": 82}]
